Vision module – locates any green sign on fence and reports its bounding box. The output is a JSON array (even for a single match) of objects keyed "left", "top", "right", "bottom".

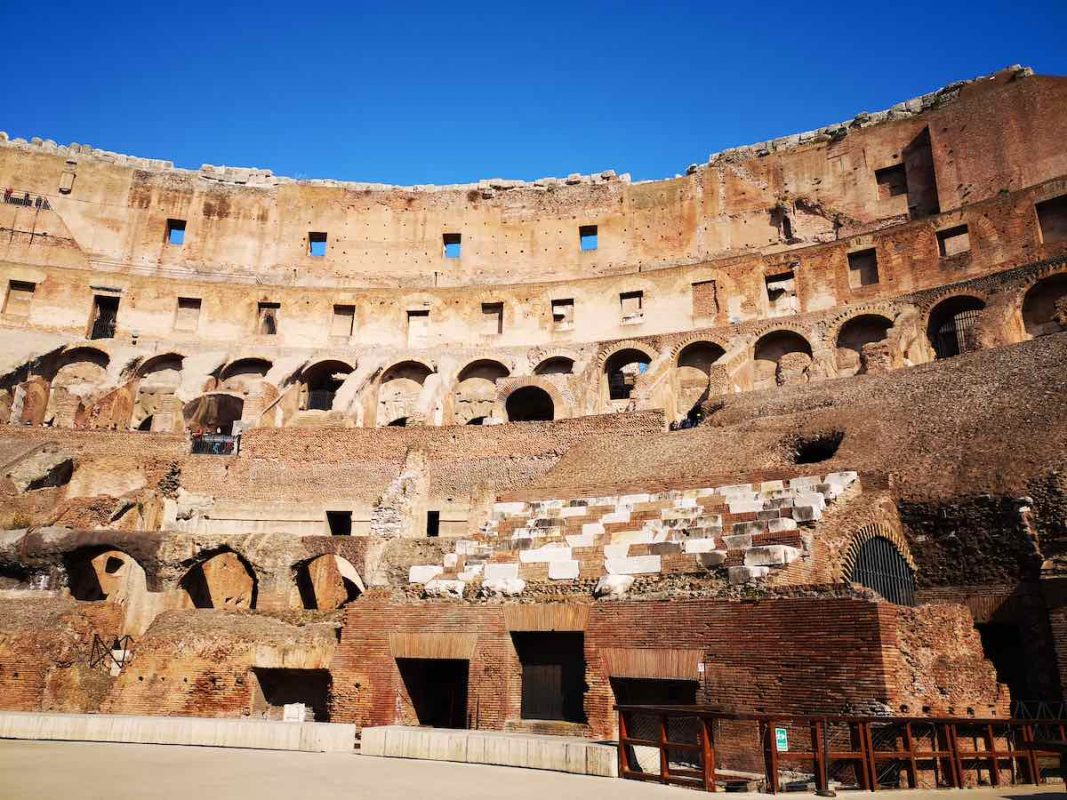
[{"left": 775, "top": 727, "right": 789, "bottom": 752}]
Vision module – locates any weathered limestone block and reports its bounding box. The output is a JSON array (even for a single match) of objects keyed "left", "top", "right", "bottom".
[
  {"left": 7, "top": 449, "right": 73, "bottom": 492},
  {"left": 424, "top": 579, "right": 465, "bottom": 598},
  {"left": 408, "top": 565, "right": 443, "bottom": 584},
  {"left": 582, "top": 522, "right": 605, "bottom": 536},
  {"left": 600, "top": 510, "right": 631, "bottom": 525},
  {"left": 728, "top": 565, "right": 771, "bottom": 584},
  {"left": 744, "top": 545, "right": 801, "bottom": 567},
  {"left": 548, "top": 560, "right": 580, "bottom": 580},
  {"left": 457, "top": 565, "right": 483, "bottom": 581},
  {"left": 767, "top": 517, "right": 799, "bottom": 533},
  {"left": 604, "top": 555, "right": 661, "bottom": 575},
  {"left": 698, "top": 551, "right": 728, "bottom": 567},
  {"left": 518, "top": 545, "right": 572, "bottom": 563},
  {"left": 565, "top": 534, "right": 597, "bottom": 548},
  {"left": 683, "top": 538, "right": 718, "bottom": 554},
  {"left": 728, "top": 500, "right": 764, "bottom": 514},
  {"left": 793, "top": 504, "right": 823, "bottom": 522},
  {"left": 722, "top": 533, "right": 753, "bottom": 550},
  {"left": 483, "top": 563, "right": 519, "bottom": 582},
  {"left": 481, "top": 577, "right": 525, "bottom": 597},
  {"left": 602, "top": 543, "right": 629, "bottom": 559},
  {"left": 593, "top": 574, "right": 634, "bottom": 598}
]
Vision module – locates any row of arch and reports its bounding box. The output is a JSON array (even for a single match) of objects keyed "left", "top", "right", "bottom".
[
  {"left": 6, "top": 270, "right": 1066, "bottom": 430},
  {"left": 65, "top": 546, "right": 364, "bottom": 612}
]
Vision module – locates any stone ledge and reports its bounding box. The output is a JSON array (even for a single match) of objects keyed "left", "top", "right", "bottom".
[{"left": 359, "top": 725, "right": 618, "bottom": 777}]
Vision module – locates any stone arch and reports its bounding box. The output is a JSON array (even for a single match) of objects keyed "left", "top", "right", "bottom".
[
  {"left": 841, "top": 525, "right": 917, "bottom": 606},
  {"left": 926, "top": 295, "right": 986, "bottom": 359},
  {"left": 63, "top": 546, "right": 147, "bottom": 603},
  {"left": 835, "top": 314, "right": 894, "bottom": 376},
  {"left": 452, "top": 359, "right": 509, "bottom": 425},
  {"left": 752, "top": 330, "right": 814, "bottom": 390},
  {"left": 1021, "top": 271, "right": 1067, "bottom": 338},
  {"left": 534, "top": 356, "right": 575, "bottom": 376},
  {"left": 378, "top": 360, "right": 435, "bottom": 427},
  {"left": 179, "top": 548, "right": 257, "bottom": 610},
  {"left": 219, "top": 358, "right": 272, "bottom": 396},
  {"left": 132, "top": 353, "right": 184, "bottom": 431},
  {"left": 295, "top": 555, "right": 364, "bottom": 610},
  {"left": 601, "top": 343, "right": 655, "bottom": 404},
  {"left": 505, "top": 385, "right": 555, "bottom": 422},
  {"left": 673, "top": 341, "right": 727, "bottom": 418},
  {"left": 46, "top": 347, "right": 111, "bottom": 427},
  {"left": 300, "top": 359, "right": 354, "bottom": 411},
  {"left": 183, "top": 392, "right": 244, "bottom": 435}
]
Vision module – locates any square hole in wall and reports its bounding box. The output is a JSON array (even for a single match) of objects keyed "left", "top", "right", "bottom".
[
  {"left": 331, "top": 304, "right": 355, "bottom": 337},
  {"left": 443, "top": 233, "right": 462, "bottom": 259},
  {"left": 765, "top": 269, "right": 797, "bottom": 316},
  {"left": 847, "top": 249, "right": 879, "bottom": 288},
  {"left": 692, "top": 279, "right": 718, "bottom": 318},
  {"left": 579, "top": 225, "right": 598, "bottom": 251},
  {"left": 426, "top": 510, "right": 440, "bottom": 538},
  {"left": 166, "top": 219, "right": 186, "bottom": 246},
  {"left": 481, "top": 302, "right": 503, "bottom": 335},
  {"left": 1036, "top": 195, "right": 1067, "bottom": 244},
  {"left": 875, "top": 164, "right": 908, "bottom": 200},
  {"left": 89, "top": 294, "right": 120, "bottom": 340},
  {"left": 3, "top": 280, "right": 35, "bottom": 317},
  {"left": 551, "top": 298, "right": 574, "bottom": 330},
  {"left": 174, "top": 297, "right": 201, "bottom": 332},
  {"left": 407, "top": 309, "right": 429, "bottom": 338},
  {"left": 620, "top": 290, "right": 643, "bottom": 322},
  {"left": 309, "top": 232, "right": 327, "bottom": 257},
  {"left": 326, "top": 510, "right": 352, "bottom": 536},
  {"left": 257, "top": 302, "right": 280, "bottom": 335},
  {"left": 937, "top": 225, "right": 971, "bottom": 258}
]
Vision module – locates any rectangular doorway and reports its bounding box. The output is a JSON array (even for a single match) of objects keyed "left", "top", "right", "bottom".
[
  {"left": 512, "top": 632, "right": 586, "bottom": 722},
  {"left": 250, "top": 667, "right": 331, "bottom": 721},
  {"left": 396, "top": 658, "right": 469, "bottom": 728},
  {"left": 610, "top": 677, "right": 699, "bottom": 706}
]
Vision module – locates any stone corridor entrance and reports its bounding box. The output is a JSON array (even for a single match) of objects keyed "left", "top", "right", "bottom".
[
  {"left": 397, "top": 658, "right": 469, "bottom": 728},
  {"left": 513, "top": 632, "right": 586, "bottom": 723}
]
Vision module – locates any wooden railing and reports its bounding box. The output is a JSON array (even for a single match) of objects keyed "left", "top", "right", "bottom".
[{"left": 616, "top": 705, "right": 1067, "bottom": 793}]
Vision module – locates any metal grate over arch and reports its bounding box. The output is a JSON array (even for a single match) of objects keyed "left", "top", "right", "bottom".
[{"left": 847, "top": 536, "right": 916, "bottom": 606}]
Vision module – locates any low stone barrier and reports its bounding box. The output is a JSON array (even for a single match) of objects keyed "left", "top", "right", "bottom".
[
  {"left": 0, "top": 711, "right": 356, "bottom": 752},
  {"left": 359, "top": 725, "right": 618, "bottom": 777}
]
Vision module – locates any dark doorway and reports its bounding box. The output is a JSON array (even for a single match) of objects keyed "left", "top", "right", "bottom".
[
  {"left": 89, "top": 295, "right": 119, "bottom": 340},
  {"left": 505, "top": 386, "right": 554, "bottom": 422},
  {"left": 326, "top": 510, "right": 352, "bottom": 536},
  {"left": 512, "top": 632, "right": 587, "bottom": 722},
  {"left": 426, "top": 510, "right": 440, "bottom": 537},
  {"left": 251, "top": 667, "right": 331, "bottom": 721},
  {"left": 976, "top": 623, "right": 1031, "bottom": 704},
  {"left": 397, "top": 658, "right": 469, "bottom": 728},
  {"left": 610, "top": 677, "right": 699, "bottom": 706}
]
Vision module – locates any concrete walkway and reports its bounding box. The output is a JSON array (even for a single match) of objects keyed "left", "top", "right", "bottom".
[{"left": 0, "top": 740, "right": 1064, "bottom": 800}]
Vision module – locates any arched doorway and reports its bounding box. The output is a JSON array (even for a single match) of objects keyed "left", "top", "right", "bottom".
[
  {"left": 835, "top": 315, "right": 893, "bottom": 375},
  {"left": 300, "top": 360, "right": 353, "bottom": 411},
  {"left": 1021, "top": 274, "right": 1067, "bottom": 338},
  {"left": 604, "top": 348, "right": 651, "bottom": 403},
  {"left": 180, "top": 550, "right": 257, "bottom": 609},
  {"left": 674, "top": 341, "right": 725, "bottom": 416},
  {"left": 506, "top": 386, "right": 554, "bottom": 422},
  {"left": 753, "top": 331, "right": 813, "bottom": 389},
  {"left": 846, "top": 537, "right": 915, "bottom": 606},
  {"left": 46, "top": 348, "right": 110, "bottom": 427},
  {"left": 64, "top": 547, "right": 147, "bottom": 603},
  {"left": 534, "top": 357, "right": 575, "bottom": 376},
  {"left": 183, "top": 393, "right": 244, "bottom": 435},
  {"left": 132, "top": 353, "right": 184, "bottom": 431},
  {"left": 927, "top": 296, "right": 985, "bottom": 359},
  {"left": 296, "top": 555, "right": 364, "bottom": 610},
  {"left": 452, "top": 360, "right": 509, "bottom": 425},
  {"left": 378, "top": 361, "right": 433, "bottom": 427}
]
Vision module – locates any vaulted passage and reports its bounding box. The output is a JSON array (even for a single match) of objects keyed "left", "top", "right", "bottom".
[
  {"left": 251, "top": 667, "right": 331, "bottom": 722},
  {"left": 927, "top": 296, "right": 985, "bottom": 359},
  {"left": 513, "top": 632, "right": 586, "bottom": 723},
  {"left": 397, "top": 658, "right": 469, "bottom": 728},
  {"left": 505, "top": 386, "right": 554, "bottom": 422},
  {"left": 847, "top": 537, "right": 915, "bottom": 606},
  {"left": 180, "top": 550, "right": 257, "bottom": 609}
]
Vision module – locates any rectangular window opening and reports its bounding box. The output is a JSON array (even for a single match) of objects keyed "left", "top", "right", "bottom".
[
  {"left": 426, "top": 510, "right": 440, "bottom": 538},
  {"left": 579, "top": 225, "right": 598, "bottom": 251},
  {"left": 257, "top": 302, "right": 280, "bottom": 335},
  {"left": 875, "top": 164, "right": 908, "bottom": 200},
  {"left": 620, "top": 290, "right": 643, "bottom": 322},
  {"left": 331, "top": 304, "right": 355, "bottom": 337},
  {"left": 166, "top": 219, "right": 186, "bottom": 246},
  {"left": 174, "top": 296, "right": 202, "bottom": 332},
  {"left": 847, "top": 249, "right": 880, "bottom": 288},
  {"left": 481, "top": 302, "right": 503, "bottom": 335},
  {"left": 937, "top": 225, "right": 971, "bottom": 258},
  {"left": 309, "top": 232, "right": 328, "bottom": 257},
  {"left": 3, "top": 280, "right": 36, "bottom": 317},
  {"left": 765, "top": 269, "right": 798, "bottom": 316},
  {"left": 89, "top": 294, "right": 119, "bottom": 340},
  {"left": 443, "top": 233, "right": 462, "bottom": 259},
  {"left": 551, "top": 298, "right": 574, "bottom": 330},
  {"left": 1036, "top": 195, "right": 1067, "bottom": 245},
  {"left": 326, "top": 510, "right": 353, "bottom": 537},
  {"left": 692, "top": 279, "right": 718, "bottom": 318}
]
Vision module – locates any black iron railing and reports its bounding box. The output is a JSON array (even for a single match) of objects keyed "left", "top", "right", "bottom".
[{"left": 190, "top": 433, "right": 241, "bottom": 455}]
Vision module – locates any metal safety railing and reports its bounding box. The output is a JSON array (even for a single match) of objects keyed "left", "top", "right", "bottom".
[
  {"left": 88, "top": 634, "right": 133, "bottom": 672},
  {"left": 616, "top": 706, "right": 1067, "bottom": 793},
  {"left": 190, "top": 433, "right": 241, "bottom": 455}
]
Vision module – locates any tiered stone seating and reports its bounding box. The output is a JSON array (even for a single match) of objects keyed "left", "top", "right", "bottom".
[{"left": 408, "top": 472, "right": 859, "bottom": 597}]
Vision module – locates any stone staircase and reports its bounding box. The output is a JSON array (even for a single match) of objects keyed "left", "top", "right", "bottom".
[{"left": 408, "top": 472, "right": 859, "bottom": 597}]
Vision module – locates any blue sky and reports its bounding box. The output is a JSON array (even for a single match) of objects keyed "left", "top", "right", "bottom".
[{"left": 3, "top": 1, "right": 1065, "bottom": 185}]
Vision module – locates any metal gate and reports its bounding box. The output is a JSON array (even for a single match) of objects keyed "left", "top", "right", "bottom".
[
  {"left": 848, "top": 536, "right": 916, "bottom": 606},
  {"left": 933, "top": 308, "right": 982, "bottom": 358}
]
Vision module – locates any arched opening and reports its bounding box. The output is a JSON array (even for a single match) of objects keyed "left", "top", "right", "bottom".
[
  {"left": 387, "top": 417, "right": 409, "bottom": 427},
  {"left": 534, "top": 357, "right": 575, "bottom": 376},
  {"left": 133, "top": 353, "right": 183, "bottom": 430},
  {"left": 300, "top": 360, "right": 353, "bottom": 411},
  {"left": 295, "top": 555, "right": 364, "bottom": 610},
  {"left": 180, "top": 549, "right": 257, "bottom": 609},
  {"left": 467, "top": 416, "right": 486, "bottom": 426},
  {"left": 675, "top": 342, "right": 725, "bottom": 418},
  {"left": 1021, "top": 273, "right": 1067, "bottom": 338},
  {"left": 453, "top": 360, "right": 509, "bottom": 425},
  {"left": 605, "top": 348, "right": 651, "bottom": 402},
  {"left": 219, "top": 358, "right": 272, "bottom": 396},
  {"left": 506, "top": 386, "right": 554, "bottom": 422},
  {"left": 927, "top": 296, "right": 985, "bottom": 359},
  {"left": 46, "top": 348, "right": 110, "bottom": 426},
  {"left": 753, "top": 331, "right": 813, "bottom": 389},
  {"left": 183, "top": 393, "right": 244, "bottom": 435},
  {"left": 847, "top": 537, "right": 916, "bottom": 606},
  {"left": 835, "top": 315, "right": 893, "bottom": 375},
  {"left": 64, "top": 547, "right": 146, "bottom": 603},
  {"left": 378, "top": 361, "right": 433, "bottom": 428}
]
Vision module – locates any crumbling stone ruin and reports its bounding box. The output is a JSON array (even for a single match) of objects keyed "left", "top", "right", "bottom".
[{"left": 0, "top": 66, "right": 1066, "bottom": 747}]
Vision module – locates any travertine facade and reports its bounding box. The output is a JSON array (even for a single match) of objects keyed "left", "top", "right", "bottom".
[{"left": 0, "top": 66, "right": 1065, "bottom": 744}]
